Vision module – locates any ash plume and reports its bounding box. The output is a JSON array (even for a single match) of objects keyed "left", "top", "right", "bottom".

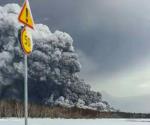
[{"left": 0, "top": 3, "right": 114, "bottom": 111}]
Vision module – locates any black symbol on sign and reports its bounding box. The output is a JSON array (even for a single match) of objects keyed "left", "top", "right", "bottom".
[
  {"left": 25, "top": 35, "right": 30, "bottom": 47},
  {"left": 26, "top": 8, "right": 28, "bottom": 23}
]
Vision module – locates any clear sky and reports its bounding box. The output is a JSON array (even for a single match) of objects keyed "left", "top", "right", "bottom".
[{"left": 1, "top": 0, "right": 150, "bottom": 97}]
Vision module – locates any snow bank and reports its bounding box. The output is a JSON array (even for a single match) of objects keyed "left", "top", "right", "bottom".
[{"left": 0, "top": 119, "right": 150, "bottom": 125}]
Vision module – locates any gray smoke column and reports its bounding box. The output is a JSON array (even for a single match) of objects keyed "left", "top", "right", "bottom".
[{"left": 0, "top": 3, "right": 114, "bottom": 111}]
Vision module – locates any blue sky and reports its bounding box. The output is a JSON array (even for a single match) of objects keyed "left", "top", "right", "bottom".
[{"left": 1, "top": 0, "right": 150, "bottom": 97}]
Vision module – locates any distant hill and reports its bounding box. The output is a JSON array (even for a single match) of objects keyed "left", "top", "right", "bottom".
[{"left": 102, "top": 91, "right": 150, "bottom": 113}]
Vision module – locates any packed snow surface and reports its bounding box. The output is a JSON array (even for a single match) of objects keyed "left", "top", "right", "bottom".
[{"left": 0, "top": 119, "right": 150, "bottom": 125}]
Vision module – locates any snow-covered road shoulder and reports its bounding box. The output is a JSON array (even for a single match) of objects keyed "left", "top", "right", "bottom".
[{"left": 0, "top": 118, "right": 150, "bottom": 125}]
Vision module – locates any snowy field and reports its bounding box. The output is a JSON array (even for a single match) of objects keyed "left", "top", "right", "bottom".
[{"left": 0, "top": 119, "right": 150, "bottom": 125}]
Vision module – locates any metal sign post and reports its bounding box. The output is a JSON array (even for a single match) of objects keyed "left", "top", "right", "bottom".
[
  {"left": 18, "top": 1, "right": 35, "bottom": 125},
  {"left": 24, "top": 54, "right": 28, "bottom": 125}
]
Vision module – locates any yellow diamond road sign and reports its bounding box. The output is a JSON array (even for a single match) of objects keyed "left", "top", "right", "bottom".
[
  {"left": 18, "top": 0, "right": 35, "bottom": 29},
  {"left": 20, "top": 27, "right": 33, "bottom": 55}
]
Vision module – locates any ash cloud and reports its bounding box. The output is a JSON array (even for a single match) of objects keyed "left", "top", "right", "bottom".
[{"left": 0, "top": 3, "right": 113, "bottom": 111}]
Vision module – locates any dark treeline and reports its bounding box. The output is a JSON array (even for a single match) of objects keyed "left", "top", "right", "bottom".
[{"left": 0, "top": 100, "right": 150, "bottom": 118}]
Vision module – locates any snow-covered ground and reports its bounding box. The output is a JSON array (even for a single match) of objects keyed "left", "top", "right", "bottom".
[{"left": 0, "top": 118, "right": 149, "bottom": 125}]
